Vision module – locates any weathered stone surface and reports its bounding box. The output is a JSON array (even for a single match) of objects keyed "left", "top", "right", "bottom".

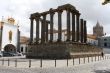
[
  {"left": 26, "top": 43, "right": 71, "bottom": 59},
  {"left": 26, "top": 43, "right": 102, "bottom": 59}
]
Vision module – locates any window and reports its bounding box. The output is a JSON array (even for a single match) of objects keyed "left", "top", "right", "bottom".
[
  {"left": 104, "top": 43, "right": 107, "bottom": 47},
  {"left": 9, "top": 30, "right": 12, "bottom": 42},
  {"left": 21, "top": 47, "right": 23, "bottom": 52},
  {"left": 104, "top": 39, "right": 107, "bottom": 41}
]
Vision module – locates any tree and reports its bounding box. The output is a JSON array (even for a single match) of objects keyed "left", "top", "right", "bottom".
[{"left": 102, "top": 0, "right": 110, "bottom": 5}]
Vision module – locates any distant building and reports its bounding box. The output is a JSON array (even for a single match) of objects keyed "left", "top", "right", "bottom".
[
  {"left": 87, "top": 34, "right": 98, "bottom": 46},
  {"left": 93, "top": 21, "right": 104, "bottom": 37},
  {"left": 0, "top": 17, "right": 20, "bottom": 53},
  {"left": 20, "top": 36, "right": 29, "bottom": 54},
  {"left": 98, "top": 35, "right": 110, "bottom": 48}
]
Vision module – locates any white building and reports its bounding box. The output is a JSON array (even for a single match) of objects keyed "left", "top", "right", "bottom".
[
  {"left": 98, "top": 35, "right": 110, "bottom": 48},
  {"left": 20, "top": 36, "right": 29, "bottom": 54},
  {"left": 87, "top": 34, "right": 98, "bottom": 46},
  {"left": 0, "top": 18, "right": 20, "bottom": 53}
]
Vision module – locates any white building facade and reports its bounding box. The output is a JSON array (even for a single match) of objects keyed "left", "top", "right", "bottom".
[
  {"left": 0, "top": 18, "right": 20, "bottom": 53},
  {"left": 98, "top": 35, "right": 110, "bottom": 48}
]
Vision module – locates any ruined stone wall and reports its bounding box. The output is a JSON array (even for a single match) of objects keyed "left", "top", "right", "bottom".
[
  {"left": 26, "top": 43, "right": 71, "bottom": 59},
  {"left": 26, "top": 43, "right": 102, "bottom": 59}
]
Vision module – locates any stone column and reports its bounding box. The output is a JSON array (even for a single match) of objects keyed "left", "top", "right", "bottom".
[
  {"left": 76, "top": 14, "right": 80, "bottom": 42},
  {"left": 66, "top": 9, "right": 70, "bottom": 41},
  {"left": 72, "top": 12, "right": 75, "bottom": 42},
  {"left": 57, "top": 10, "right": 63, "bottom": 42},
  {"left": 84, "top": 20, "right": 87, "bottom": 43},
  {"left": 50, "top": 9, "right": 55, "bottom": 42},
  {"left": 80, "top": 19, "right": 84, "bottom": 43},
  {"left": 41, "top": 14, "right": 46, "bottom": 43},
  {"left": 29, "top": 17, "right": 34, "bottom": 44},
  {"left": 0, "top": 22, "right": 3, "bottom": 50},
  {"left": 41, "top": 20, "right": 43, "bottom": 43},
  {"left": 35, "top": 16, "right": 40, "bottom": 44},
  {"left": 45, "top": 22, "right": 48, "bottom": 42},
  {"left": 17, "top": 27, "right": 20, "bottom": 52}
]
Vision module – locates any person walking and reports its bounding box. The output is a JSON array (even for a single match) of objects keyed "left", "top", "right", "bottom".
[{"left": 101, "top": 51, "right": 104, "bottom": 57}]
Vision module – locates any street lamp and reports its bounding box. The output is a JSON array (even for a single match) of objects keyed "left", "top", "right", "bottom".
[{"left": 102, "top": 0, "right": 110, "bottom": 5}]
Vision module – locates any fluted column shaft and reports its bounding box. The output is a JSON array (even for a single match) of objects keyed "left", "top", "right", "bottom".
[
  {"left": 66, "top": 9, "right": 70, "bottom": 41},
  {"left": 45, "top": 22, "right": 48, "bottom": 42},
  {"left": 35, "top": 17, "right": 40, "bottom": 43},
  {"left": 72, "top": 13, "right": 75, "bottom": 42},
  {"left": 41, "top": 14, "right": 46, "bottom": 43},
  {"left": 58, "top": 10, "right": 63, "bottom": 42},
  {"left": 30, "top": 18, "right": 34, "bottom": 44},
  {"left": 80, "top": 19, "right": 84, "bottom": 43},
  {"left": 84, "top": 20, "right": 87, "bottom": 43},
  {"left": 50, "top": 12, "right": 54, "bottom": 42},
  {"left": 76, "top": 14, "right": 80, "bottom": 42}
]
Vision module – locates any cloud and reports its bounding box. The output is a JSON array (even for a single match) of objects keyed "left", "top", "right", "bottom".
[{"left": 0, "top": 0, "right": 110, "bottom": 37}]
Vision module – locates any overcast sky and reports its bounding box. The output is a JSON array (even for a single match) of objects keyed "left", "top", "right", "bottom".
[{"left": 0, "top": 0, "right": 110, "bottom": 37}]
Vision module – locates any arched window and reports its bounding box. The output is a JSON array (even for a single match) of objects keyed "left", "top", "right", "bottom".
[
  {"left": 9, "top": 30, "right": 12, "bottom": 42},
  {"left": 21, "top": 47, "right": 23, "bottom": 52},
  {"left": 104, "top": 43, "right": 107, "bottom": 47},
  {"left": 104, "top": 39, "right": 107, "bottom": 41}
]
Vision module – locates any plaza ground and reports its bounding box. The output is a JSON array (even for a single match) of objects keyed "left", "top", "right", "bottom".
[
  {"left": 0, "top": 57, "right": 110, "bottom": 73},
  {"left": 0, "top": 48, "right": 110, "bottom": 73}
]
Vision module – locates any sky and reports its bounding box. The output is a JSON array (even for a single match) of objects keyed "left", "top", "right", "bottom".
[{"left": 0, "top": 0, "right": 110, "bottom": 37}]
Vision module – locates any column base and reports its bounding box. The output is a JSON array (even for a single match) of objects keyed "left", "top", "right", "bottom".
[
  {"left": 66, "top": 39, "right": 70, "bottom": 42},
  {"left": 28, "top": 42, "right": 32, "bottom": 45},
  {"left": 72, "top": 39, "right": 75, "bottom": 42},
  {"left": 49, "top": 40, "right": 53, "bottom": 43},
  {"left": 57, "top": 39, "right": 62, "bottom": 43},
  {"left": 35, "top": 41, "right": 39, "bottom": 44}
]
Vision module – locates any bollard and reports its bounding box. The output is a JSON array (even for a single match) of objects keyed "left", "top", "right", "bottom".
[
  {"left": 67, "top": 58, "right": 68, "bottom": 67},
  {"left": 40, "top": 58, "right": 42, "bottom": 68},
  {"left": 79, "top": 57, "right": 80, "bottom": 64},
  {"left": 55, "top": 58, "right": 56, "bottom": 67},
  {"left": 100, "top": 56, "right": 101, "bottom": 60},
  {"left": 2, "top": 59, "right": 4, "bottom": 66},
  {"left": 8, "top": 59, "right": 9, "bottom": 66},
  {"left": 29, "top": 59, "right": 31, "bottom": 68},
  {"left": 91, "top": 56, "right": 93, "bottom": 62},
  {"left": 88, "top": 56, "right": 89, "bottom": 63},
  {"left": 84, "top": 57, "right": 85, "bottom": 64},
  {"left": 73, "top": 58, "right": 74, "bottom": 66},
  {"left": 95, "top": 56, "right": 96, "bottom": 61},
  {"left": 98, "top": 56, "right": 99, "bottom": 61},
  {"left": 105, "top": 56, "right": 106, "bottom": 60},
  {"left": 15, "top": 59, "right": 17, "bottom": 67}
]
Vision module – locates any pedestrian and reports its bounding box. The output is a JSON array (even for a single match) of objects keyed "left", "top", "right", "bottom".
[{"left": 101, "top": 52, "right": 104, "bottom": 57}]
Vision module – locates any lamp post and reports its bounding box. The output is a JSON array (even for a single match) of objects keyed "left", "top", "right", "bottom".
[{"left": 102, "top": 0, "right": 110, "bottom": 5}]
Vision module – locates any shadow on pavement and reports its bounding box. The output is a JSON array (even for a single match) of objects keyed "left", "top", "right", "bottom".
[{"left": 94, "top": 70, "right": 110, "bottom": 73}]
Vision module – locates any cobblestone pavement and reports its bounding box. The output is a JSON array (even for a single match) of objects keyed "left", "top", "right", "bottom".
[{"left": 0, "top": 58, "right": 110, "bottom": 73}]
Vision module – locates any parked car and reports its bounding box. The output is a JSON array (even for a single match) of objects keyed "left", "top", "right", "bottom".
[
  {"left": 2, "top": 52, "right": 14, "bottom": 57},
  {"left": 16, "top": 52, "right": 23, "bottom": 56},
  {"left": 0, "top": 51, "right": 3, "bottom": 57}
]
